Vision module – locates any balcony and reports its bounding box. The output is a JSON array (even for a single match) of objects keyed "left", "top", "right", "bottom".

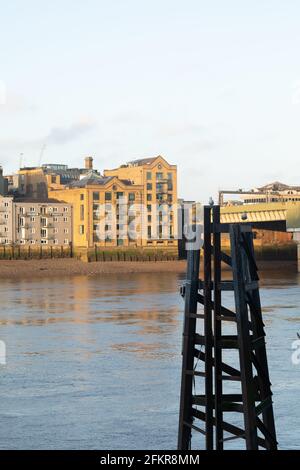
[
  {"left": 39, "top": 213, "right": 54, "bottom": 218},
  {"left": 41, "top": 223, "right": 54, "bottom": 228}
]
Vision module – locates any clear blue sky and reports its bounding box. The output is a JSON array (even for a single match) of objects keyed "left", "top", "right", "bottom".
[{"left": 1, "top": 0, "right": 300, "bottom": 201}]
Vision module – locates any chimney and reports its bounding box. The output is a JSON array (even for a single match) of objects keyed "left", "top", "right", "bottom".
[{"left": 85, "top": 156, "right": 93, "bottom": 170}]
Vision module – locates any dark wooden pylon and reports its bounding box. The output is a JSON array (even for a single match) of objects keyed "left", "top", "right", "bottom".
[{"left": 178, "top": 205, "right": 277, "bottom": 450}]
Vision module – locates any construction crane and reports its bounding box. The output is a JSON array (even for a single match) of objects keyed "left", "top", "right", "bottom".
[{"left": 37, "top": 143, "right": 47, "bottom": 167}]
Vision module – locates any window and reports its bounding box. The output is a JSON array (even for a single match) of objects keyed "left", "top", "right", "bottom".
[
  {"left": 63, "top": 217, "right": 68, "bottom": 222},
  {"left": 64, "top": 228, "right": 68, "bottom": 234},
  {"left": 147, "top": 205, "right": 151, "bottom": 212},
  {"left": 80, "top": 205, "right": 84, "bottom": 221},
  {"left": 80, "top": 194, "right": 84, "bottom": 201},
  {"left": 79, "top": 225, "right": 85, "bottom": 235},
  {"left": 53, "top": 207, "right": 58, "bottom": 212},
  {"left": 31, "top": 228, "right": 35, "bottom": 234},
  {"left": 129, "top": 193, "right": 135, "bottom": 201},
  {"left": 30, "top": 217, "right": 35, "bottom": 222},
  {"left": 20, "top": 217, "right": 25, "bottom": 227},
  {"left": 29, "top": 207, "right": 35, "bottom": 213},
  {"left": 93, "top": 192, "right": 100, "bottom": 201},
  {"left": 116, "top": 192, "right": 124, "bottom": 199},
  {"left": 64, "top": 207, "right": 68, "bottom": 212},
  {"left": 146, "top": 172, "right": 152, "bottom": 180},
  {"left": 30, "top": 240, "right": 35, "bottom": 245},
  {"left": 167, "top": 172, "right": 173, "bottom": 180},
  {"left": 148, "top": 215, "right": 151, "bottom": 223},
  {"left": 147, "top": 194, "right": 152, "bottom": 201},
  {"left": 53, "top": 217, "right": 58, "bottom": 223},
  {"left": 54, "top": 239, "right": 58, "bottom": 245},
  {"left": 64, "top": 239, "right": 69, "bottom": 245},
  {"left": 147, "top": 226, "right": 152, "bottom": 238},
  {"left": 41, "top": 218, "right": 47, "bottom": 227},
  {"left": 54, "top": 228, "right": 58, "bottom": 234},
  {"left": 156, "top": 172, "right": 163, "bottom": 180},
  {"left": 147, "top": 183, "right": 152, "bottom": 191},
  {"left": 20, "top": 207, "right": 25, "bottom": 214},
  {"left": 105, "top": 192, "right": 112, "bottom": 201},
  {"left": 168, "top": 182, "right": 173, "bottom": 191},
  {"left": 41, "top": 239, "right": 47, "bottom": 245},
  {"left": 41, "top": 229, "right": 47, "bottom": 238}
]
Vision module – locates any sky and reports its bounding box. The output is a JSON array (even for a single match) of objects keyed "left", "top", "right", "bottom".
[{"left": 1, "top": 0, "right": 300, "bottom": 202}]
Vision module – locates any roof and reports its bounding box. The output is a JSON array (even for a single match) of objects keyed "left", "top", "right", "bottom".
[
  {"left": 69, "top": 172, "right": 135, "bottom": 188},
  {"left": 257, "top": 181, "right": 300, "bottom": 192},
  {"left": 13, "top": 197, "right": 70, "bottom": 204},
  {"left": 70, "top": 172, "right": 112, "bottom": 188},
  {"left": 127, "top": 157, "right": 157, "bottom": 166}
]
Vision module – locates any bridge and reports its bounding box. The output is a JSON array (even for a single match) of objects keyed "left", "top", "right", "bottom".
[
  {"left": 220, "top": 201, "right": 300, "bottom": 270},
  {"left": 220, "top": 201, "right": 300, "bottom": 232}
]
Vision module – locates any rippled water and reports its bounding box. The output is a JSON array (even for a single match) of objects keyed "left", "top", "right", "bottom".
[{"left": 0, "top": 269, "right": 299, "bottom": 449}]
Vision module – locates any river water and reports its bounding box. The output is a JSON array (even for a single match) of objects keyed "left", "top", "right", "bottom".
[{"left": 0, "top": 269, "right": 299, "bottom": 450}]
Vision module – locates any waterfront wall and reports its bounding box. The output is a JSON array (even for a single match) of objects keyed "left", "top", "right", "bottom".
[
  {"left": 74, "top": 247, "right": 178, "bottom": 262},
  {"left": 0, "top": 245, "right": 178, "bottom": 262},
  {"left": 0, "top": 229, "right": 296, "bottom": 262},
  {"left": 0, "top": 245, "right": 72, "bottom": 260},
  {"left": 221, "top": 229, "right": 297, "bottom": 261}
]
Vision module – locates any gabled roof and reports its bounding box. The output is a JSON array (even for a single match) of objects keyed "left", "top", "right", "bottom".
[{"left": 69, "top": 171, "right": 136, "bottom": 189}]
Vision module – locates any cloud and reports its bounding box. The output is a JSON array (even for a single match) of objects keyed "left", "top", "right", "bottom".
[
  {"left": 46, "top": 118, "right": 96, "bottom": 145},
  {"left": 0, "top": 118, "right": 97, "bottom": 170}
]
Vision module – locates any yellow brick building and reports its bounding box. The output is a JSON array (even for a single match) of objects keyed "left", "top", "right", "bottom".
[
  {"left": 50, "top": 155, "right": 178, "bottom": 250},
  {"left": 104, "top": 155, "right": 178, "bottom": 249},
  {"left": 50, "top": 172, "right": 144, "bottom": 248}
]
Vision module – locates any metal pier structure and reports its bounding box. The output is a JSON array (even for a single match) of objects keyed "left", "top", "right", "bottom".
[{"left": 178, "top": 205, "right": 277, "bottom": 450}]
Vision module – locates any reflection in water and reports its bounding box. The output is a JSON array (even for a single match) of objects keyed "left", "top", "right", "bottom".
[{"left": 0, "top": 269, "right": 299, "bottom": 449}]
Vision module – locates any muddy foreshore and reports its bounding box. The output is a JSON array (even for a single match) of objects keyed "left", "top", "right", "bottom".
[{"left": 0, "top": 259, "right": 297, "bottom": 279}]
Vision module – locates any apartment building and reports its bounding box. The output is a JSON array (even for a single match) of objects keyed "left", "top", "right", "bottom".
[
  {"left": 0, "top": 196, "right": 72, "bottom": 246},
  {"left": 49, "top": 156, "right": 178, "bottom": 250},
  {"left": 0, "top": 197, "right": 14, "bottom": 245},
  {"left": 50, "top": 172, "right": 144, "bottom": 248},
  {"left": 104, "top": 155, "right": 178, "bottom": 249}
]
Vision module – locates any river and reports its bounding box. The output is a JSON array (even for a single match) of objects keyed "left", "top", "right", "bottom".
[{"left": 0, "top": 270, "right": 299, "bottom": 449}]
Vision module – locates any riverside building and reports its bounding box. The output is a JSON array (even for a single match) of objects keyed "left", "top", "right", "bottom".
[{"left": 0, "top": 196, "right": 72, "bottom": 246}]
